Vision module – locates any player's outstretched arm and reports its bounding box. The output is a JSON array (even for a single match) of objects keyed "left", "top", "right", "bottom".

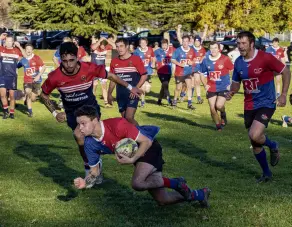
[
  {"left": 40, "top": 92, "right": 66, "bottom": 123},
  {"left": 177, "top": 24, "right": 182, "bottom": 45},
  {"left": 277, "top": 66, "right": 291, "bottom": 107},
  {"left": 225, "top": 81, "right": 240, "bottom": 101},
  {"left": 74, "top": 166, "right": 100, "bottom": 189},
  {"left": 107, "top": 72, "right": 143, "bottom": 97},
  {"left": 34, "top": 65, "right": 46, "bottom": 82},
  {"left": 116, "top": 133, "right": 152, "bottom": 165},
  {"left": 14, "top": 41, "right": 27, "bottom": 58}
]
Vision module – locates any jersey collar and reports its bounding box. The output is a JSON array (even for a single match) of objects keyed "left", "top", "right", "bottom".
[
  {"left": 139, "top": 47, "right": 148, "bottom": 53},
  {"left": 93, "top": 121, "right": 105, "bottom": 142},
  {"left": 209, "top": 53, "right": 221, "bottom": 61},
  {"left": 181, "top": 46, "right": 190, "bottom": 52},
  {"left": 26, "top": 54, "right": 35, "bottom": 60},
  {"left": 243, "top": 49, "right": 258, "bottom": 62}
]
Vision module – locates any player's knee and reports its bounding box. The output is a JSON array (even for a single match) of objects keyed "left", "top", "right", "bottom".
[
  {"left": 210, "top": 107, "right": 216, "bottom": 114},
  {"left": 248, "top": 130, "right": 261, "bottom": 143},
  {"left": 215, "top": 103, "right": 224, "bottom": 111},
  {"left": 131, "top": 181, "right": 146, "bottom": 191}
]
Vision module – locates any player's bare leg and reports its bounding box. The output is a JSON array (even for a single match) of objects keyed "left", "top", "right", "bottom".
[
  {"left": 93, "top": 79, "right": 99, "bottom": 97},
  {"left": 215, "top": 96, "right": 227, "bottom": 126},
  {"left": 123, "top": 107, "right": 138, "bottom": 126},
  {"left": 101, "top": 80, "right": 111, "bottom": 108},
  {"left": 185, "top": 78, "right": 195, "bottom": 109},
  {"left": 194, "top": 73, "right": 203, "bottom": 104},
  {"left": 25, "top": 88, "right": 33, "bottom": 117},
  {"left": 141, "top": 81, "right": 151, "bottom": 107},
  {"left": 208, "top": 96, "right": 221, "bottom": 130},
  {"left": 173, "top": 82, "right": 182, "bottom": 107},
  {"left": 8, "top": 90, "right": 15, "bottom": 119},
  {"left": 200, "top": 73, "right": 207, "bottom": 88},
  {"left": 0, "top": 88, "right": 9, "bottom": 119},
  {"left": 132, "top": 162, "right": 210, "bottom": 206},
  {"left": 275, "top": 74, "right": 281, "bottom": 98},
  {"left": 179, "top": 82, "right": 187, "bottom": 102}
]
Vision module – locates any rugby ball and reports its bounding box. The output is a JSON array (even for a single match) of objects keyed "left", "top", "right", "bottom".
[{"left": 115, "top": 138, "right": 138, "bottom": 158}]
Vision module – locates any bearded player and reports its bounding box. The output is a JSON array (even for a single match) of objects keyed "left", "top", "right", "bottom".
[
  {"left": 73, "top": 105, "right": 211, "bottom": 207},
  {"left": 226, "top": 31, "right": 291, "bottom": 183}
]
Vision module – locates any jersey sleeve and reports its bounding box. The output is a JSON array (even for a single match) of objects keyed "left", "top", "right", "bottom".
[
  {"left": 279, "top": 49, "right": 285, "bottom": 59},
  {"left": 92, "top": 64, "right": 107, "bottom": 79},
  {"left": 84, "top": 137, "right": 101, "bottom": 167},
  {"left": 109, "top": 60, "right": 115, "bottom": 74},
  {"left": 232, "top": 60, "right": 241, "bottom": 83},
  {"left": 54, "top": 49, "right": 60, "bottom": 58},
  {"left": 36, "top": 56, "right": 44, "bottom": 67},
  {"left": 41, "top": 73, "right": 57, "bottom": 94},
  {"left": 79, "top": 47, "right": 87, "bottom": 58},
  {"left": 200, "top": 59, "right": 208, "bottom": 75},
  {"left": 114, "top": 118, "right": 140, "bottom": 141},
  {"left": 225, "top": 57, "right": 234, "bottom": 71},
  {"left": 17, "top": 59, "right": 24, "bottom": 68},
  {"left": 135, "top": 57, "right": 147, "bottom": 76},
  {"left": 266, "top": 52, "right": 286, "bottom": 73},
  {"left": 172, "top": 49, "right": 179, "bottom": 61}
]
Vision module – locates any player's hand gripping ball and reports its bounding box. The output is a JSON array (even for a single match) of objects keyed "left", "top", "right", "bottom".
[{"left": 115, "top": 138, "right": 138, "bottom": 158}]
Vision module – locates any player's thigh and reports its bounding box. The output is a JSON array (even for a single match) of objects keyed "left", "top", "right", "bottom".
[
  {"left": 124, "top": 106, "right": 137, "bottom": 120},
  {"left": 8, "top": 89, "right": 15, "bottom": 99},
  {"left": 0, "top": 87, "right": 6, "bottom": 97},
  {"left": 25, "top": 88, "right": 32, "bottom": 97},
  {"left": 207, "top": 94, "right": 217, "bottom": 111},
  {"left": 215, "top": 94, "right": 227, "bottom": 109},
  {"left": 194, "top": 72, "right": 201, "bottom": 82},
  {"left": 175, "top": 79, "right": 183, "bottom": 90},
  {"left": 184, "top": 76, "right": 192, "bottom": 88},
  {"left": 101, "top": 79, "right": 108, "bottom": 89},
  {"left": 132, "top": 161, "right": 157, "bottom": 184},
  {"left": 249, "top": 120, "right": 266, "bottom": 141}
]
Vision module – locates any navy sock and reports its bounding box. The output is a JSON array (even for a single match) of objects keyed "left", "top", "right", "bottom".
[
  {"left": 254, "top": 149, "right": 272, "bottom": 177},
  {"left": 28, "top": 109, "right": 33, "bottom": 114},
  {"left": 188, "top": 100, "right": 192, "bottom": 105},
  {"left": 180, "top": 92, "right": 186, "bottom": 97},
  {"left": 163, "top": 177, "right": 179, "bottom": 189},
  {"left": 284, "top": 116, "right": 291, "bottom": 123},
  {"left": 167, "top": 96, "right": 171, "bottom": 104},
  {"left": 191, "top": 189, "right": 204, "bottom": 201},
  {"left": 264, "top": 136, "right": 277, "bottom": 149},
  {"left": 197, "top": 96, "right": 201, "bottom": 101}
]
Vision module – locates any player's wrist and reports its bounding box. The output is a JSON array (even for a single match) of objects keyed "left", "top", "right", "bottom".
[
  {"left": 127, "top": 84, "right": 133, "bottom": 91},
  {"left": 52, "top": 110, "right": 58, "bottom": 118}
]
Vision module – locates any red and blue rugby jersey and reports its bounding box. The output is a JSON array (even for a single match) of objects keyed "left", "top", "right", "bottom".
[
  {"left": 18, "top": 54, "right": 44, "bottom": 83},
  {"left": 154, "top": 46, "right": 175, "bottom": 75},
  {"left": 172, "top": 46, "right": 196, "bottom": 76},
  {"left": 0, "top": 47, "right": 22, "bottom": 77},
  {"left": 200, "top": 54, "right": 233, "bottom": 92},
  {"left": 42, "top": 62, "right": 106, "bottom": 112},
  {"left": 133, "top": 47, "right": 154, "bottom": 75},
  {"left": 232, "top": 50, "right": 285, "bottom": 110},
  {"left": 265, "top": 46, "right": 285, "bottom": 61}
]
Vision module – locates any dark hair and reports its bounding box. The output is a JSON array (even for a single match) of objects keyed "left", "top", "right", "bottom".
[
  {"left": 25, "top": 43, "right": 34, "bottom": 49},
  {"left": 182, "top": 35, "right": 190, "bottom": 41},
  {"left": 60, "top": 42, "right": 78, "bottom": 57},
  {"left": 209, "top": 41, "right": 220, "bottom": 48},
  {"left": 6, "top": 35, "right": 14, "bottom": 40},
  {"left": 272, "top": 37, "right": 279, "bottom": 43},
  {"left": 237, "top": 31, "right": 255, "bottom": 44},
  {"left": 139, "top": 38, "right": 148, "bottom": 44},
  {"left": 108, "top": 34, "right": 114, "bottom": 39},
  {"left": 100, "top": 40, "right": 108, "bottom": 46},
  {"left": 72, "top": 36, "right": 79, "bottom": 43},
  {"left": 75, "top": 105, "right": 98, "bottom": 120},
  {"left": 115, "top": 38, "right": 129, "bottom": 46},
  {"left": 161, "top": 39, "right": 168, "bottom": 44}
]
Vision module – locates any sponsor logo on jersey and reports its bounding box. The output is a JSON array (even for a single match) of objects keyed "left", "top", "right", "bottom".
[{"left": 254, "top": 68, "right": 263, "bottom": 74}]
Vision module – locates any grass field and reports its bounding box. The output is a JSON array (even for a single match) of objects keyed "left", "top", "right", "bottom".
[{"left": 1, "top": 51, "right": 292, "bottom": 227}]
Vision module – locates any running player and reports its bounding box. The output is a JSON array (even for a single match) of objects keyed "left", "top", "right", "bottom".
[
  {"left": 0, "top": 36, "right": 24, "bottom": 119},
  {"left": 133, "top": 38, "right": 155, "bottom": 107},
  {"left": 108, "top": 38, "right": 147, "bottom": 126},
  {"left": 225, "top": 31, "right": 291, "bottom": 183},
  {"left": 73, "top": 105, "right": 211, "bottom": 207},
  {"left": 265, "top": 38, "right": 286, "bottom": 98},
  {"left": 40, "top": 42, "right": 142, "bottom": 175},
  {"left": 154, "top": 39, "right": 174, "bottom": 105},
  {"left": 18, "top": 44, "right": 46, "bottom": 117},
  {"left": 200, "top": 41, "right": 233, "bottom": 130},
  {"left": 171, "top": 35, "right": 196, "bottom": 109},
  {"left": 91, "top": 36, "right": 113, "bottom": 108},
  {"left": 192, "top": 35, "right": 206, "bottom": 104}
]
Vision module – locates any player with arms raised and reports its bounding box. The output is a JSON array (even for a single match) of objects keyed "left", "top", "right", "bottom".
[{"left": 226, "top": 31, "right": 291, "bottom": 183}]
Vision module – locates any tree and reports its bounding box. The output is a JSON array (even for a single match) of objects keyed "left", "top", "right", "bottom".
[{"left": 10, "top": 0, "right": 140, "bottom": 36}]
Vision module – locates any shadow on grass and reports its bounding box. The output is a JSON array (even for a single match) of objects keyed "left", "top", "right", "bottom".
[
  {"left": 143, "top": 111, "right": 215, "bottom": 130},
  {"left": 13, "top": 141, "right": 81, "bottom": 202}
]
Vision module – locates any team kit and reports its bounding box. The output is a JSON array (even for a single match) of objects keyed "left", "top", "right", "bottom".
[{"left": 0, "top": 30, "right": 291, "bottom": 207}]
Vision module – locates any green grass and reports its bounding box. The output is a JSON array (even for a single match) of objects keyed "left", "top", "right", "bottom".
[{"left": 1, "top": 52, "right": 292, "bottom": 227}]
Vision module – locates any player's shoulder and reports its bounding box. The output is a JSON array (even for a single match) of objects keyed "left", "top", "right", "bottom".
[
  {"left": 47, "top": 67, "right": 60, "bottom": 79},
  {"left": 103, "top": 117, "right": 126, "bottom": 127}
]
